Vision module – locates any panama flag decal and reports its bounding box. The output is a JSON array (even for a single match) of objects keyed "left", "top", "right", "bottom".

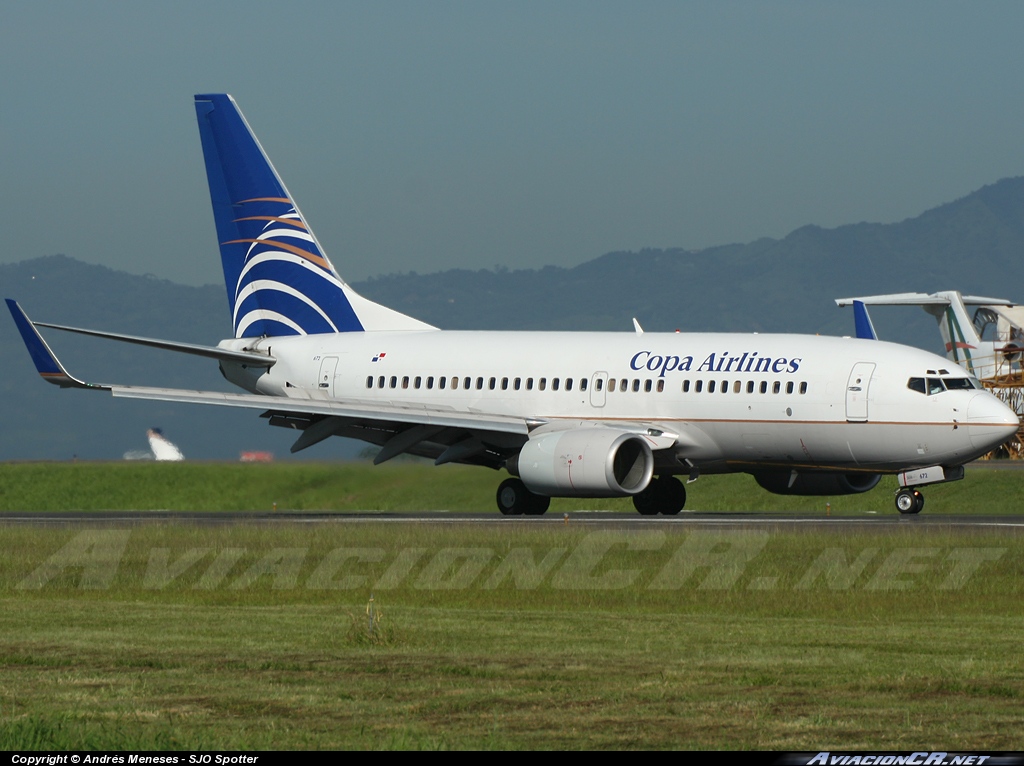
[{"left": 372, "top": 352, "right": 387, "bottom": 362}]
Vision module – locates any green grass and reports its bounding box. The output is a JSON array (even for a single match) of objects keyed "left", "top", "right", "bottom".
[
  {"left": 0, "top": 460, "right": 1020, "bottom": 513},
  {"left": 1, "top": 521, "right": 1023, "bottom": 748}
]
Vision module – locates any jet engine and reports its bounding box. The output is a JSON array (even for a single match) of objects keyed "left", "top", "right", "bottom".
[
  {"left": 751, "top": 471, "right": 881, "bottom": 496},
  {"left": 511, "top": 428, "right": 654, "bottom": 497}
]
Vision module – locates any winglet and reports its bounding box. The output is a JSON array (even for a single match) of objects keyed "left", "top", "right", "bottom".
[
  {"left": 5, "top": 300, "right": 106, "bottom": 389},
  {"left": 852, "top": 300, "right": 878, "bottom": 340}
]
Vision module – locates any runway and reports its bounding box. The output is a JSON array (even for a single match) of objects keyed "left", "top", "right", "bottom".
[{"left": 0, "top": 510, "right": 1022, "bottom": 532}]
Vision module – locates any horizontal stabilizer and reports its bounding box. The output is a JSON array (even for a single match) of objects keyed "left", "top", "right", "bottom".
[{"left": 5, "top": 300, "right": 106, "bottom": 389}]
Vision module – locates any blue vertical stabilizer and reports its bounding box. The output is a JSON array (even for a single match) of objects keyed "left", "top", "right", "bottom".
[
  {"left": 853, "top": 300, "right": 879, "bottom": 340},
  {"left": 194, "top": 94, "right": 364, "bottom": 338}
]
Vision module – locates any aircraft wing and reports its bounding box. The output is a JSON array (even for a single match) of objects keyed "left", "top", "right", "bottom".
[{"left": 110, "top": 384, "right": 533, "bottom": 435}]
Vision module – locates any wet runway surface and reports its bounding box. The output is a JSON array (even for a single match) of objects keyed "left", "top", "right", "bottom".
[{"left": 0, "top": 510, "right": 1022, "bottom": 532}]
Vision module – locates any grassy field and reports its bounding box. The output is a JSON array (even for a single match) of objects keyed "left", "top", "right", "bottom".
[
  {"left": 0, "top": 460, "right": 1020, "bottom": 513},
  {"left": 0, "top": 462, "right": 1022, "bottom": 749}
]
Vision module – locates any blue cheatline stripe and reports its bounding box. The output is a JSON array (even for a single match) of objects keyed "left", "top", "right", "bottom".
[{"left": 194, "top": 93, "right": 363, "bottom": 337}]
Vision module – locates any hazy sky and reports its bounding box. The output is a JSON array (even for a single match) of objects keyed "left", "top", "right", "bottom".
[{"left": 3, "top": 1, "right": 1023, "bottom": 286}]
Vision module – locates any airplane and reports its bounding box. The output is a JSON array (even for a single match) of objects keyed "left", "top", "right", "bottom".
[{"left": 6, "top": 94, "right": 1020, "bottom": 516}]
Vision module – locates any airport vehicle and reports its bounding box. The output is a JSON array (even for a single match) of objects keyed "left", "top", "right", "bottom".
[{"left": 6, "top": 95, "right": 1019, "bottom": 515}]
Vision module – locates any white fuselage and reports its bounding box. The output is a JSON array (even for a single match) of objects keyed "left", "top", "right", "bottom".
[{"left": 218, "top": 330, "right": 1020, "bottom": 473}]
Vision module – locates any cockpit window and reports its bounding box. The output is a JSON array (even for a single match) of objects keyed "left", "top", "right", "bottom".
[
  {"left": 927, "top": 378, "right": 945, "bottom": 395},
  {"left": 944, "top": 377, "right": 974, "bottom": 391},
  {"left": 907, "top": 377, "right": 926, "bottom": 394}
]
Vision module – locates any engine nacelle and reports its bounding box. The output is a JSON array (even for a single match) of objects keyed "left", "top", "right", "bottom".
[
  {"left": 513, "top": 428, "right": 654, "bottom": 497},
  {"left": 751, "top": 471, "right": 881, "bottom": 496}
]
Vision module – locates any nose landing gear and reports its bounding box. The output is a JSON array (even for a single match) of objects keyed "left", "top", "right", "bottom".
[
  {"left": 893, "top": 464, "right": 963, "bottom": 515},
  {"left": 895, "top": 488, "right": 925, "bottom": 515}
]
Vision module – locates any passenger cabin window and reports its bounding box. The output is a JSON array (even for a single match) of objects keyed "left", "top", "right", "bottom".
[
  {"left": 527, "top": 378, "right": 534, "bottom": 390},
  {"left": 708, "top": 380, "right": 716, "bottom": 393},
  {"left": 566, "top": 378, "right": 573, "bottom": 392},
  {"left": 552, "top": 378, "right": 560, "bottom": 391},
  {"left": 402, "top": 376, "right": 410, "bottom": 389},
  {"left": 746, "top": 381, "right": 754, "bottom": 394},
  {"left": 608, "top": 379, "right": 616, "bottom": 393},
  {"left": 366, "top": 376, "right": 373, "bottom": 388},
  {"left": 539, "top": 378, "right": 547, "bottom": 391},
  {"left": 656, "top": 380, "right": 664, "bottom": 393},
  {"left": 773, "top": 381, "right": 781, "bottom": 394},
  {"left": 581, "top": 378, "right": 588, "bottom": 392},
  {"left": 682, "top": 380, "right": 690, "bottom": 393},
  {"left": 760, "top": 381, "right": 768, "bottom": 394},
  {"left": 786, "top": 381, "right": 794, "bottom": 394},
  {"left": 800, "top": 382, "right": 808, "bottom": 394},
  {"left": 695, "top": 380, "right": 703, "bottom": 393}
]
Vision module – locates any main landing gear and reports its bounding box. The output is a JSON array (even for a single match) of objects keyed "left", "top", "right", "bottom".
[
  {"left": 495, "top": 475, "right": 687, "bottom": 516},
  {"left": 632, "top": 475, "right": 686, "bottom": 516},
  {"left": 496, "top": 478, "right": 551, "bottom": 516}
]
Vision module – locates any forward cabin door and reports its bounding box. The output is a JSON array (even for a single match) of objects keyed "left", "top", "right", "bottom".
[{"left": 845, "top": 362, "right": 875, "bottom": 422}]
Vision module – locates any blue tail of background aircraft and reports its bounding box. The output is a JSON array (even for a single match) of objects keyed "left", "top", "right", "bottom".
[{"left": 194, "top": 93, "right": 365, "bottom": 339}]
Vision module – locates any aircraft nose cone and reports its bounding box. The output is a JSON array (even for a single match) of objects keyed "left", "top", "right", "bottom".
[{"left": 967, "top": 393, "right": 1020, "bottom": 451}]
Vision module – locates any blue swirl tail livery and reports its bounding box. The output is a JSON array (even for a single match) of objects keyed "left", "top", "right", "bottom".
[
  {"left": 194, "top": 94, "right": 434, "bottom": 338},
  {"left": 6, "top": 96, "right": 1019, "bottom": 517}
]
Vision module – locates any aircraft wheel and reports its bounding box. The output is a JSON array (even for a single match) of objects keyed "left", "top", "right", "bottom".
[
  {"left": 658, "top": 476, "right": 686, "bottom": 516},
  {"left": 632, "top": 481, "right": 660, "bottom": 515},
  {"left": 497, "top": 478, "right": 546, "bottom": 516},
  {"left": 633, "top": 475, "right": 685, "bottom": 515},
  {"left": 525, "top": 493, "right": 551, "bottom": 516},
  {"left": 895, "top": 489, "right": 923, "bottom": 515}
]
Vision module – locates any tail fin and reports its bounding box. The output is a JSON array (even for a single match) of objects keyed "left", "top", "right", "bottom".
[
  {"left": 194, "top": 94, "right": 434, "bottom": 338},
  {"left": 852, "top": 300, "right": 878, "bottom": 340}
]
